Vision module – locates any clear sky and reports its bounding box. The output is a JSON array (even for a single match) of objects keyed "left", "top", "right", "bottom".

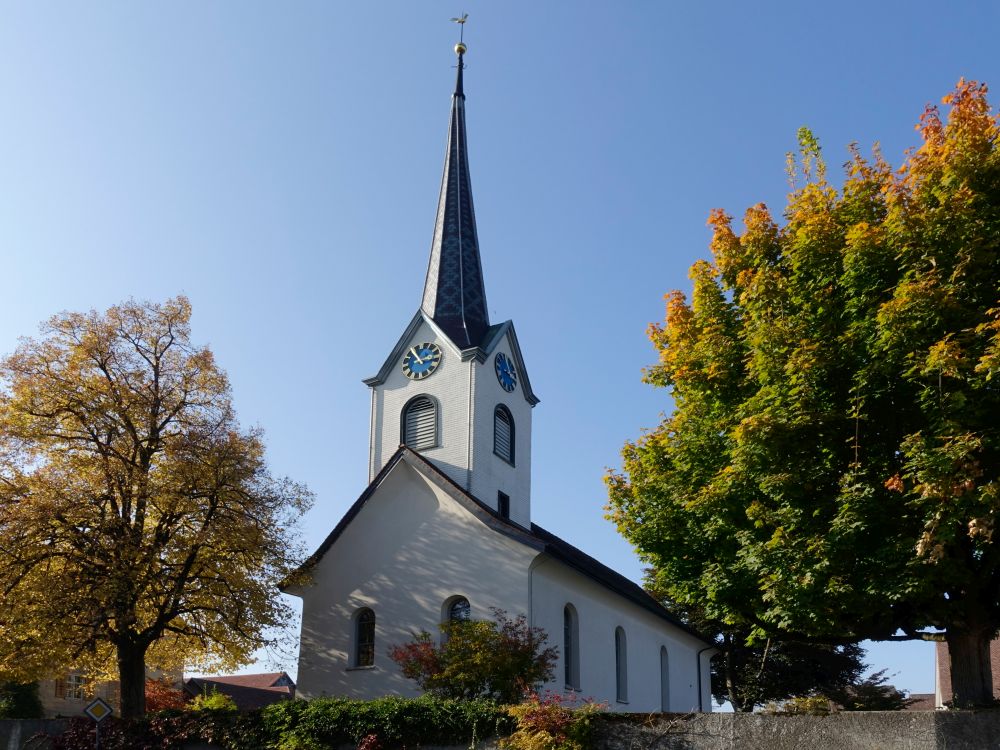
[{"left": 2, "top": 1, "right": 998, "bottom": 698}]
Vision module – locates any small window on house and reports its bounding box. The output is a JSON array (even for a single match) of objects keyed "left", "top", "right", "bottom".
[
  {"left": 64, "top": 673, "right": 89, "bottom": 701},
  {"left": 494, "top": 405, "right": 514, "bottom": 464},
  {"left": 354, "top": 608, "right": 376, "bottom": 667},
  {"left": 402, "top": 396, "right": 438, "bottom": 450},
  {"left": 448, "top": 597, "right": 471, "bottom": 622},
  {"left": 615, "top": 627, "right": 628, "bottom": 703},
  {"left": 498, "top": 491, "right": 510, "bottom": 519},
  {"left": 564, "top": 604, "right": 580, "bottom": 690}
]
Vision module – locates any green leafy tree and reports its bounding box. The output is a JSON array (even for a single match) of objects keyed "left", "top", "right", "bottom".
[
  {"left": 0, "top": 681, "right": 44, "bottom": 719},
  {"left": 655, "top": 595, "right": 866, "bottom": 712},
  {"left": 826, "top": 669, "right": 912, "bottom": 711},
  {"left": 388, "top": 608, "right": 557, "bottom": 703},
  {"left": 0, "top": 297, "right": 312, "bottom": 719},
  {"left": 607, "top": 80, "right": 1000, "bottom": 707}
]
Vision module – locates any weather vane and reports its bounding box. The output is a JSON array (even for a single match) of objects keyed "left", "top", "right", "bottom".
[{"left": 451, "top": 13, "right": 468, "bottom": 46}]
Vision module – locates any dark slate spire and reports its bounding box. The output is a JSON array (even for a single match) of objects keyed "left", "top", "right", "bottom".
[{"left": 421, "top": 42, "right": 489, "bottom": 349}]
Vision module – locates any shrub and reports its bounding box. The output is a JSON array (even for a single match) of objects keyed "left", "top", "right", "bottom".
[
  {"left": 389, "top": 608, "right": 557, "bottom": 703},
  {"left": 189, "top": 686, "right": 239, "bottom": 714},
  {"left": 145, "top": 677, "right": 189, "bottom": 712},
  {"left": 277, "top": 695, "right": 513, "bottom": 749},
  {"left": 0, "top": 681, "right": 44, "bottom": 719},
  {"left": 501, "top": 693, "right": 604, "bottom": 750}
]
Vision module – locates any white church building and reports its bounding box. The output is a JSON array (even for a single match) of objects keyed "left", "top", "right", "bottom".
[{"left": 286, "top": 42, "right": 715, "bottom": 713}]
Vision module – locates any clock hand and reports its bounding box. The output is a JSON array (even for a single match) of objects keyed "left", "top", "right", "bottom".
[{"left": 409, "top": 347, "right": 425, "bottom": 365}]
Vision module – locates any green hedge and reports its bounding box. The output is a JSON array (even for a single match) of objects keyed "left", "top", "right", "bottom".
[
  {"left": 262, "top": 695, "right": 513, "bottom": 749},
  {"left": 34, "top": 696, "right": 513, "bottom": 750}
]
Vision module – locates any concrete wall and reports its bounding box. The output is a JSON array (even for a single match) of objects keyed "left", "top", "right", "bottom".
[
  {"left": 10, "top": 712, "right": 1000, "bottom": 750},
  {"left": 294, "top": 457, "right": 537, "bottom": 700},
  {"left": 371, "top": 317, "right": 534, "bottom": 528},
  {"left": 531, "top": 556, "right": 712, "bottom": 713},
  {"left": 596, "top": 712, "right": 1000, "bottom": 750},
  {"left": 469, "top": 331, "right": 532, "bottom": 528}
]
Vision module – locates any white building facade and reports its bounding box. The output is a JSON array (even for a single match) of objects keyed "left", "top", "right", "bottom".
[{"left": 287, "top": 43, "right": 715, "bottom": 713}]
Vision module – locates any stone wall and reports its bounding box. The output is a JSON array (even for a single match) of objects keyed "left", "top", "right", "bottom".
[
  {"left": 596, "top": 711, "right": 1000, "bottom": 750},
  {"left": 0, "top": 718, "right": 67, "bottom": 750},
  {"left": 6, "top": 711, "right": 1000, "bottom": 750}
]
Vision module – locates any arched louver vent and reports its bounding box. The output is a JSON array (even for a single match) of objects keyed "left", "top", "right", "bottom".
[
  {"left": 494, "top": 405, "right": 514, "bottom": 464},
  {"left": 403, "top": 396, "right": 437, "bottom": 450}
]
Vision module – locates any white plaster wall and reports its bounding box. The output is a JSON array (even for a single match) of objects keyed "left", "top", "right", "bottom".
[
  {"left": 530, "top": 556, "right": 713, "bottom": 713},
  {"left": 372, "top": 319, "right": 473, "bottom": 490},
  {"left": 469, "top": 335, "right": 533, "bottom": 527},
  {"left": 295, "top": 457, "right": 538, "bottom": 700}
]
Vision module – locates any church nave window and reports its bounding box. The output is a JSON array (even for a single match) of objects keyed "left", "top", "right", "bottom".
[
  {"left": 563, "top": 604, "right": 580, "bottom": 690},
  {"left": 354, "top": 608, "right": 376, "bottom": 667},
  {"left": 493, "top": 405, "right": 514, "bottom": 464},
  {"left": 447, "top": 596, "right": 471, "bottom": 622},
  {"left": 402, "top": 395, "right": 438, "bottom": 450},
  {"left": 615, "top": 626, "right": 628, "bottom": 703}
]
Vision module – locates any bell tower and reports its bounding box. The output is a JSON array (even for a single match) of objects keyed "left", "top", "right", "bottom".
[{"left": 363, "top": 41, "right": 539, "bottom": 528}]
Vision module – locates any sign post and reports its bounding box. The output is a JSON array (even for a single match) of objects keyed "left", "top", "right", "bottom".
[{"left": 84, "top": 697, "right": 113, "bottom": 750}]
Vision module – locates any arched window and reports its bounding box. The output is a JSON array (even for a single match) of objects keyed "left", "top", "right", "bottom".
[
  {"left": 660, "top": 646, "right": 670, "bottom": 712},
  {"left": 447, "top": 597, "right": 471, "bottom": 622},
  {"left": 354, "top": 608, "right": 375, "bottom": 667},
  {"left": 493, "top": 405, "right": 514, "bottom": 464},
  {"left": 615, "top": 627, "right": 628, "bottom": 703},
  {"left": 402, "top": 395, "right": 438, "bottom": 450},
  {"left": 563, "top": 604, "right": 580, "bottom": 690}
]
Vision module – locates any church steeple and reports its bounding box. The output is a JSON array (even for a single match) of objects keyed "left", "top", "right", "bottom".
[{"left": 420, "top": 42, "right": 490, "bottom": 350}]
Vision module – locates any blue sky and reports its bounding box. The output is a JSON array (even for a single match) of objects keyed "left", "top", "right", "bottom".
[{"left": 2, "top": 1, "right": 998, "bottom": 696}]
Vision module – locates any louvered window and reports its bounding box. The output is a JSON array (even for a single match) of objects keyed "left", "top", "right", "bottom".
[
  {"left": 494, "top": 405, "right": 514, "bottom": 464},
  {"left": 403, "top": 396, "right": 438, "bottom": 450}
]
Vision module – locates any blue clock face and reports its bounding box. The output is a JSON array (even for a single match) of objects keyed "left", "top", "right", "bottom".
[
  {"left": 402, "top": 342, "right": 443, "bottom": 380},
  {"left": 495, "top": 352, "right": 517, "bottom": 392}
]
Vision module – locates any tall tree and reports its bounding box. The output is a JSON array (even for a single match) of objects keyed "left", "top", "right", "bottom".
[
  {"left": 658, "top": 598, "right": 867, "bottom": 712},
  {"left": 607, "top": 80, "right": 1000, "bottom": 707},
  {"left": 0, "top": 297, "right": 311, "bottom": 718}
]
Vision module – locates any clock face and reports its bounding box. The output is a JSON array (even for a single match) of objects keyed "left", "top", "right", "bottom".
[
  {"left": 495, "top": 352, "right": 517, "bottom": 392},
  {"left": 402, "top": 342, "right": 443, "bottom": 380}
]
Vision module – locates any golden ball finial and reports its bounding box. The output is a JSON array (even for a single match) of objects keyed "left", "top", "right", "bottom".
[{"left": 455, "top": 41, "right": 467, "bottom": 56}]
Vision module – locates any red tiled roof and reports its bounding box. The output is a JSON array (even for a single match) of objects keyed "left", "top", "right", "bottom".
[
  {"left": 905, "top": 693, "right": 936, "bottom": 711},
  {"left": 184, "top": 674, "right": 295, "bottom": 712},
  {"left": 191, "top": 672, "right": 293, "bottom": 689}
]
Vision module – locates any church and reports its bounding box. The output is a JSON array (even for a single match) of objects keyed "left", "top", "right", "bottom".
[{"left": 285, "top": 41, "right": 715, "bottom": 713}]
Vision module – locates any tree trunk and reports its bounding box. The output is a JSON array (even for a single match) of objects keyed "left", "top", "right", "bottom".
[
  {"left": 116, "top": 639, "right": 147, "bottom": 719},
  {"left": 946, "top": 629, "right": 994, "bottom": 708}
]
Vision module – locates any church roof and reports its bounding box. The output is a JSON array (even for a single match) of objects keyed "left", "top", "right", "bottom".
[
  {"left": 420, "top": 45, "right": 490, "bottom": 350},
  {"left": 287, "top": 446, "right": 713, "bottom": 647}
]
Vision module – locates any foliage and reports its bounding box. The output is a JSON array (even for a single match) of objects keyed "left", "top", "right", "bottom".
[
  {"left": 144, "top": 678, "right": 189, "bottom": 712},
  {"left": 607, "top": 80, "right": 1000, "bottom": 707},
  {"left": 189, "top": 686, "right": 239, "bottom": 714},
  {"left": 33, "top": 697, "right": 512, "bottom": 750},
  {"left": 267, "top": 695, "right": 513, "bottom": 750},
  {"left": 764, "top": 695, "right": 833, "bottom": 716},
  {"left": 656, "top": 595, "right": 867, "bottom": 712},
  {"left": 0, "top": 680, "right": 43, "bottom": 719},
  {"left": 826, "top": 669, "right": 915, "bottom": 711},
  {"left": 0, "top": 296, "right": 312, "bottom": 717},
  {"left": 389, "top": 608, "right": 557, "bottom": 704},
  {"left": 711, "top": 636, "right": 866, "bottom": 712},
  {"left": 500, "top": 693, "right": 604, "bottom": 750},
  {"left": 39, "top": 714, "right": 244, "bottom": 750}
]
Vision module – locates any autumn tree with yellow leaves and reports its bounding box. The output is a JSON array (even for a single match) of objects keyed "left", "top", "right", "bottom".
[
  {"left": 607, "top": 81, "right": 1000, "bottom": 707},
  {"left": 0, "top": 297, "right": 311, "bottom": 718}
]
